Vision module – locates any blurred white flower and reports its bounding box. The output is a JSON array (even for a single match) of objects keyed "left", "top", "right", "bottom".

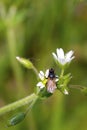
[{"left": 52, "top": 48, "right": 75, "bottom": 67}]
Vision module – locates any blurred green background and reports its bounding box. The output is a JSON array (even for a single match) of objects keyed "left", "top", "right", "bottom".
[{"left": 0, "top": 0, "right": 87, "bottom": 130}]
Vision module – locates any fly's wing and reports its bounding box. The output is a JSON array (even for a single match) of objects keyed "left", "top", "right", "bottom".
[{"left": 47, "top": 79, "right": 57, "bottom": 93}]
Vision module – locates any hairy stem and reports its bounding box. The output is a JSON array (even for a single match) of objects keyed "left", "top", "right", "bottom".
[
  {"left": 0, "top": 93, "right": 38, "bottom": 116},
  {"left": 60, "top": 69, "right": 64, "bottom": 77}
]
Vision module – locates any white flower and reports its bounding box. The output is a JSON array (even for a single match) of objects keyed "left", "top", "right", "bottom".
[
  {"left": 36, "top": 69, "right": 49, "bottom": 89},
  {"left": 52, "top": 48, "right": 75, "bottom": 66}
]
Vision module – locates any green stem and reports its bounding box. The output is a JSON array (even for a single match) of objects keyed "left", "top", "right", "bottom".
[
  {"left": 60, "top": 69, "right": 64, "bottom": 77},
  {"left": 0, "top": 93, "right": 38, "bottom": 116}
]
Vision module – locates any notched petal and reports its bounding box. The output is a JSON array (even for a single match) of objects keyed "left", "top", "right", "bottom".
[
  {"left": 52, "top": 52, "right": 58, "bottom": 61},
  {"left": 39, "top": 71, "right": 44, "bottom": 80},
  {"left": 45, "top": 69, "right": 49, "bottom": 78},
  {"left": 57, "top": 48, "right": 64, "bottom": 59},
  {"left": 37, "top": 82, "right": 45, "bottom": 89}
]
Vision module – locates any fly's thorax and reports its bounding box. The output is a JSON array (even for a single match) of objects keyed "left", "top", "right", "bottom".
[{"left": 48, "top": 68, "right": 56, "bottom": 79}]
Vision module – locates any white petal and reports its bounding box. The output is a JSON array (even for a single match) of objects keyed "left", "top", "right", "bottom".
[
  {"left": 64, "top": 89, "right": 69, "bottom": 95},
  {"left": 36, "top": 82, "right": 42, "bottom": 87},
  {"left": 45, "top": 69, "right": 49, "bottom": 78},
  {"left": 16, "top": 56, "right": 20, "bottom": 60},
  {"left": 70, "top": 56, "right": 75, "bottom": 60},
  {"left": 57, "top": 48, "right": 64, "bottom": 59},
  {"left": 36, "top": 82, "right": 45, "bottom": 89},
  {"left": 65, "top": 56, "right": 75, "bottom": 63},
  {"left": 40, "top": 71, "right": 44, "bottom": 76},
  {"left": 55, "top": 78, "right": 59, "bottom": 82},
  {"left": 52, "top": 53, "right": 58, "bottom": 61},
  {"left": 65, "top": 50, "right": 74, "bottom": 59},
  {"left": 55, "top": 75, "right": 58, "bottom": 78},
  {"left": 39, "top": 71, "right": 44, "bottom": 80}
]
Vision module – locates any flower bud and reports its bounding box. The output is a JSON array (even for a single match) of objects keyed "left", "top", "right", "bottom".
[
  {"left": 7, "top": 112, "right": 26, "bottom": 127},
  {"left": 16, "top": 56, "right": 34, "bottom": 69}
]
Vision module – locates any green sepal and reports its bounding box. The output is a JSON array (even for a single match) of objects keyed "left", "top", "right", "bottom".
[
  {"left": 58, "top": 85, "right": 69, "bottom": 95},
  {"left": 54, "top": 59, "right": 71, "bottom": 70},
  {"left": 57, "top": 73, "right": 71, "bottom": 95},
  {"left": 38, "top": 87, "right": 53, "bottom": 98}
]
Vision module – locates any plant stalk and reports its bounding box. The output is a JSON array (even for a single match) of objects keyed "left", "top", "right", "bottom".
[{"left": 0, "top": 93, "right": 38, "bottom": 116}]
